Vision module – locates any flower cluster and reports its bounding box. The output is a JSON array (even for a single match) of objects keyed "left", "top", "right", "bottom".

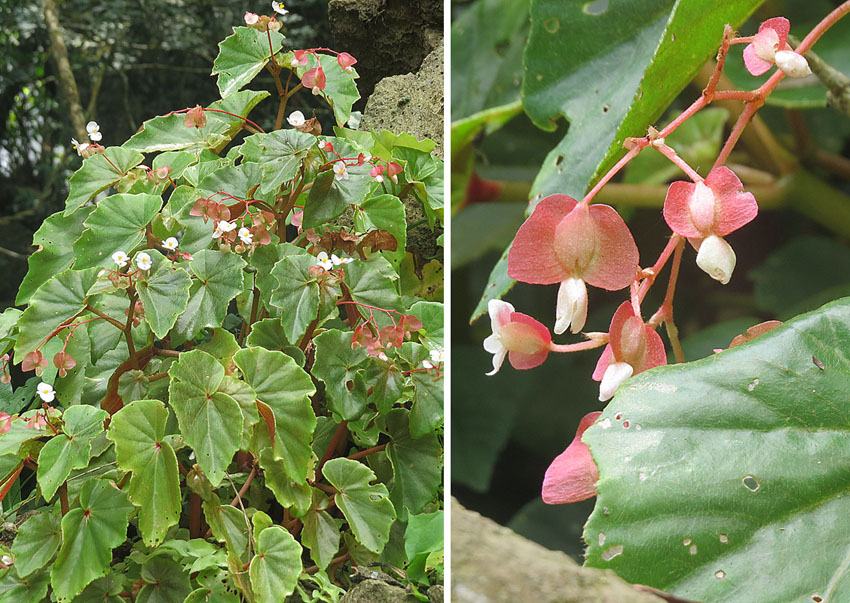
[
  {"left": 351, "top": 312, "right": 423, "bottom": 361},
  {"left": 71, "top": 121, "right": 103, "bottom": 157},
  {"left": 190, "top": 195, "right": 274, "bottom": 252},
  {"left": 743, "top": 17, "right": 811, "bottom": 79},
  {"left": 315, "top": 251, "right": 354, "bottom": 270}
]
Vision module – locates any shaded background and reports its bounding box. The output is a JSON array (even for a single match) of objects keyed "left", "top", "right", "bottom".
[{"left": 451, "top": 0, "right": 850, "bottom": 560}]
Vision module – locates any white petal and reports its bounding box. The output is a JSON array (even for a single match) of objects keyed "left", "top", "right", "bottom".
[
  {"left": 555, "top": 277, "right": 587, "bottom": 335},
  {"left": 483, "top": 333, "right": 503, "bottom": 354},
  {"left": 487, "top": 299, "right": 515, "bottom": 334},
  {"left": 696, "top": 235, "right": 736, "bottom": 285},
  {"left": 599, "top": 361, "right": 634, "bottom": 402},
  {"left": 86, "top": 121, "right": 99, "bottom": 134},
  {"left": 88, "top": 131, "right": 102, "bottom": 142},
  {"left": 775, "top": 50, "right": 812, "bottom": 78},
  {"left": 485, "top": 347, "right": 507, "bottom": 376}
]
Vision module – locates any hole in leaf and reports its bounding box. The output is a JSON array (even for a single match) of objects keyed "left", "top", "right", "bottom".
[
  {"left": 543, "top": 17, "right": 560, "bottom": 33},
  {"left": 601, "top": 544, "right": 623, "bottom": 561},
  {"left": 598, "top": 532, "right": 605, "bottom": 546},
  {"left": 689, "top": 544, "right": 698, "bottom": 555},
  {"left": 742, "top": 475, "right": 760, "bottom": 492},
  {"left": 602, "top": 103, "right": 610, "bottom": 114},
  {"left": 622, "top": 420, "right": 630, "bottom": 429},
  {"left": 554, "top": 154, "right": 564, "bottom": 167},
  {"left": 683, "top": 537, "right": 692, "bottom": 546},
  {"left": 583, "top": 0, "right": 608, "bottom": 15},
  {"left": 812, "top": 596, "right": 823, "bottom": 603},
  {"left": 719, "top": 533, "right": 728, "bottom": 544},
  {"left": 715, "top": 570, "right": 726, "bottom": 580},
  {"left": 614, "top": 412, "right": 623, "bottom": 421}
]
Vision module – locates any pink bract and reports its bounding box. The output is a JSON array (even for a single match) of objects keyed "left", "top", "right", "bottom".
[
  {"left": 542, "top": 411, "right": 602, "bottom": 504},
  {"left": 302, "top": 67, "right": 326, "bottom": 90},
  {"left": 592, "top": 302, "right": 667, "bottom": 381},
  {"left": 743, "top": 17, "right": 790, "bottom": 76},
  {"left": 503, "top": 312, "right": 552, "bottom": 370},
  {"left": 508, "top": 194, "right": 638, "bottom": 289},
  {"left": 662, "top": 166, "right": 758, "bottom": 239}
]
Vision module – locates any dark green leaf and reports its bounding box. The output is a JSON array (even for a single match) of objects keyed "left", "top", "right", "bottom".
[
  {"left": 269, "top": 255, "right": 319, "bottom": 343},
  {"left": 64, "top": 147, "right": 145, "bottom": 216},
  {"left": 137, "top": 250, "right": 193, "bottom": 339},
  {"left": 213, "top": 27, "right": 283, "bottom": 98},
  {"left": 312, "top": 330, "right": 369, "bottom": 421},
  {"left": 248, "top": 525, "right": 303, "bottom": 602},
  {"left": 386, "top": 410, "right": 442, "bottom": 518},
  {"left": 174, "top": 250, "right": 247, "bottom": 341},
  {"left": 11, "top": 508, "right": 62, "bottom": 578}
]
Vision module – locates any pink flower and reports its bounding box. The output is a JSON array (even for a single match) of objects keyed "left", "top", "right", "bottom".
[
  {"left": 291, "top": 50, "right": 309, "bottom": 68},
  {"left": 302, "top": 67, "right": 326, "bottom": 94},
  {"left": 244, "top": 11, "right": 259, "bottom": 25},
  {"left": 743, "top": 17, "right": 790, "bottom": 76},
  {"left": 592, "top": 302, "right": 666, "bottom": 401},
  {"left": 337, "top": 52, "right": 357, "bottom": 72},
  {"left": 483, "top": 300, "right": 552, "bottom": 375},
  {"left": 663, "top": 166, "right": 757, "bottom": 284},
  {"left": 508, "top": 195, "right": 639, "bottom": 334},
  {"left": 542, "top": 411, "right": 602, "bottom": 504}
]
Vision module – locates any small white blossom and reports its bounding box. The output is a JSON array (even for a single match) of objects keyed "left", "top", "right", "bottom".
[
  {"left": 316, "top": 251, "right": 333, "bottom": 270},
  {"left": 318, "top": 140, "right": 327, "bottom": 149},
  {"left": 311, "top": 86, "right": 321, "bottom": 96},
  {"left": 775, "top": 50, "right": 812, "bottom": 79},
  {"left": 71, "top": 138, "right": 90, "bottom": 155},
  {"left": 135, "top": 252, "right": 152, "bottom": 271},
  {"left": 238, "top": 227, "right": 253, "bottom": 245},
  {"left": 375, "top": 174, "right": 384, "bottom": 183},
  {"left": 0, "top": 555, "right": 12, "bottom": 566},
  {"left": 213, "top": 220, "right": 236, "bottom": 239},
  {"left": 422, "top": 360, "right": 434, "bottom": 369},
  {"left": 86, "top": 121, "right": 102, "bottom": 142},
  {"left": 272, "top": 1, "right": 288, "bottom": 15},
  {"left": 112, "top": 250, "right": 129, "bottom": 268},
  {"left": 332, "top": 162, "right": 349, "bottom": 180},
  {"left": 429, "top": 348, "right": 444, "bottom": 364},
  {"left": 163, "top": 237, "right": 179, "bottom": 250},
  {"left": 287, "top": 111, "right": 306, "bottom": 127},
  {"left": 244, "top": 11, "right": 259, "bottom": 25},
  {"left": 37, "top": 382, "right": 55, "bottom": 403}
]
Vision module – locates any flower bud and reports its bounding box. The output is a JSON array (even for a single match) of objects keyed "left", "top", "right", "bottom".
[
  {"left": 696, "top": 234, "right": 736, "bottom": 285},
  {"left": 555, "top": 277, "right": 587, "bottom": 335},
  {"left": 599, "top": 361, "right": 634, "bottom": 402},
  {"left": 775, "top": 50, "right": 812, "bottom": 78}
]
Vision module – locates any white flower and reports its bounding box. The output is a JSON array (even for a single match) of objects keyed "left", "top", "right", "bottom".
[
  {"left": 244, "top": 11, "right": 259, "bottom": 25},
  {"left": 375, "top": 174, "right": 384, "bottom": 183},
  {"left": 71, "top": 138, "right": 90, "bottom": 155},
  {"left": 316, "top": 251, "right": 333, "bottom": 270},
  {"left": 135, "top": 252, "right": 152, "bottom": 271},
  {"left": 112, "top": 250, "right": 129, "bottom": 268},
  {"left": 86, "top": 121, "right": 102, "bottom": 142},
  {"left": 695, "top": 234, "right": 736, "bottom": 285},
  {"left": 422, "top": 360, "right": 434, "bottom": 369},
  {"left": 311, "top": 86, "right": 321, "bottom": 96},
  {"left": 599, "top": 361, "right": 634, "bottom": 402},
  {"left": 555, "top": 277, "right": 588, "bottom": 335},
  {"left": 163, "top": 237, "right": 179, "bottom": 250},
  {"left": 775, "top": 50, "right": 812, "bottom": 79},
  {"left": 429, "top": 348, "right": 444, "bottom": 364},
  {"left": 37, "top": 382, "right": 55, "bottom": 403},
  {"left": 332, "top": 162, "right": 349, "bottom": 180},
  {"left": 331, "top": 254, "right": 343, "bottom": 266},
  {"left": 272, "top": 1, "right": 288, "bottom": 15},
  {"left": 318, "top": 140, "right": 327, "bottom": 150},
  {"left": 287, "top": 111, "right": 306, "bottom": 127},
  {"left": 238, "top": 227, "right": 253, "bottom": 245},
  {"left": 483, "top": 299, "right": 514, "bottom": 376},
  {"left": 213, "top": 220, "right": 236, "bottom": 239},
  {"left": 0, "top": 555, "right": 12, "bottom": 566}
]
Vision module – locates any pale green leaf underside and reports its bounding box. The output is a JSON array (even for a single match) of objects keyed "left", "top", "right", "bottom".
[{"left": 213, "top": 27, "right": 283, "bottom": 98}]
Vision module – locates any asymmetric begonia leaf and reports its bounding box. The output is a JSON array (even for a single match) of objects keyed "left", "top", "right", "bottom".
[
  {"left": 365, "top": 358, "right": 404, "bottom": 415},
  {"left": 301, "top": 492, "right": 340, "bottom": 571},
  {"left": 124, "top": 90, "right": 269, "bottom": 154},
  {"left": 212, "top": 27, "right": 283, "bottom": 98},
  {"left": 14, "top": 267, "right": 100, "bottom": 360},
  {"left": 202, "top": 494, "right": 248, "bottom": 558},
  {"left": 355, "top": 195, "right": 406, "bottom": 261},
  {"left": 233, "top": 347, "right": 316, "bottom": 483},
  {"left": 343, "top": 256, "right": 402, "bottom": 311},
  {"left": 302, "top": 158, "right": 373, "bottom": 229},
  {"left": 259, "top": 447, "right": 312, "bottom": 518},
  {"left": 311, "top": 330, "right": 369, "bottom": 421},
  {"left": 17, "top": 207, "right": 95, "bottom": 305},
  {"left": 136, "top": 556, "right": 192, "bottom": 603},
  {"left": 37, "top": 405, "right": 108, "bottom": 501},
  {"left": 386, "top": 410, "right": 442, "bottom": 519},
  {"left": 50, "top": 479, "right": 134, "bottom": 602},
  {"left": 248, "top": 525, "right": 303, "bottom": 602},
  {"left": 64, "top": 147, "right": 145, "bottom": 216},
  {"left": 72, "top": 193, "right": 162, "bottom": 269},
  {"left": 107, "top": 400, "right": 181, "bottom": 547},
  {"left": 242, "top": 129, "right": 315, "bottom": 196},
  {"left": 322, "top": 458, "right": 395, "bottom": 553},
  {"left": 296, "top": 53, "right": 360, "bottom": 126},
  {"left": 269, "top": 255, "right": 320, "bottom": 344},
  {"left": 136, "top": 250, "right": 193, "bottom": 339},
  {"left": 11, "top": 507, "right": 62, "bottom": 578},
  {"left": 169, "top": 350, "right": 242, "bottom": 487},
  {"left": 173, "top": 249, "right": 247, "bottom": 341},
  {"left": 398, "top": 343, "right": 444, "bottom": 437},
  {"left": 584, "top": 297, "right": 850, "bottom": 601},
  {"left": 0, "top": 569, "right": 50, "bottom": 602},
  {"left": 75, "top": 573, "right": 125, "bottom": 603}
]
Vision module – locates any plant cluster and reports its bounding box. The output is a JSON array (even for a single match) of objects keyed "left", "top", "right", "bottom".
[{"left": 0, "top": 4, "right": 444, "bottom": 602}]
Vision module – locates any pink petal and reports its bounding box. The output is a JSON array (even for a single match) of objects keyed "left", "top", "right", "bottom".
[
  {"left": 498, "top": 313, "right": 552, "bottom": 369},
  {"left": 636, "top": 326, "right": 667, "bottom": 374},
  {"left": 663, "top": 180, "right": 704, "bottom": 237},
  {"left": 582, "top": 204, "right": 639, "bottom": 290},
  {"left": 510, "top": 312, "right": 553, "bottom": 346},
  {"left": 508, "top": 194, "right": 577, "bottom": 284},
  {"left": 760, "top": 17, "right": 790, "bottom": 44},
  {"left": 606, "top": 301, "right": 636, "bottom": 363},
  {"left": 592, "top": 344, "right": 613, "bottom": 382},
  {"left": 705, "top": 167, "right": 758, "bottom": 236},
  {"left": 743, "top": 44, "right": 773, "bottom": 76},
  {"left": 542, "top": 411, "right": 602, "bottom": 504},
  {"left": 509, "top": 349, "right": 550, "bottom": 371},
  {"left": 604, "top": 301, "right": 667, "bottom": 374}
]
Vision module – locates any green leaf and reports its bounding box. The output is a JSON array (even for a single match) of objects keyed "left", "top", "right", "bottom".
[
  {"left": 72, "top": 193, "right": 162, "bottom": 269},
  {"left": 471, "top": 245, "right": 512, "bottom": 324},
  {"left": 245, "top": 317, "right": 291, "bottom": 351},
  {"left": 302, "top": 162, "right": 374, "bottom": 229},
  {"left": 323, "top": 458, "right": 395, "bottom": 553},
  {"left": 312, "top": 330, "right": 369, "bottom": 421},
  {"left": 0, "top": 569, "right": 50, "bottom": 603},
  {"left": 409, "top": 300, "right": 444, "bottom": 345},
  {"left": 386, "top": 410, "right": 442, "bottom": 518},
  {"left": 404, "top": 510, "right": 444, "bottom": 584},
  {"left": 301, "top": 493, "right": 340, "bottom": 571},
  {"left": 203, "top": 494, "right": 248, "bottom": 558},
  {"left": 152, "top": 151, "right": 196, "bottom": 180},
  {"left": 136, "top": 556, "right": 192, "bottom": 603},
  {"left": 249, "top": 525, "right": 303, "bottom": 602},
  {"left": 524, "top": 0, "right": 762, "bottom": 200},
  {"left": 213, "top": 27, "right": 283, "bottom": 98},
  {"left": 173, "top": 250, "right": 247, "bottom": 341},
  {"left": 259, "top": 448, "right": 313, "bottom": 517},
  {"left": 301, "top": 53, "right": 360, "bottom": 126},
  {"left": 451, "top": 0, "right": 530, "bottom": 120},
  {"left": 76, "top": 573, "right": 125, "bottom": 603},
  {"left": 50, "top": 479, "right": 134, "bottom": 602},
  {"left": 355, "top": 195, "right": 406, "bottom": 261},
  {"left": 397, "top": 343, "right": 444, "bottom": 437},
  {"left": 344, "top": 256, "right": 402, "bottom": 311},
  {"left": 583, "top": 297, "right": 850, "bottom": 600},
  {"left": 107, "top": 400, "right": 181, "bottom": 547},
  {"left": 11, "top": 508, "right": 62, "bottom": 578},
  {"left": 269, "top": 255, "right": 320, "bottom": 343},
  {"left": 124, "top": 90, "right": 270, "bottom": 154},
  {"left": 37, "top": 405, "right": 108, "bottom": 501},
  {"left": 14, "top": 267, "right": 100, "bottom": 360},
  {"left": 234, "top": 348, "right": 316, "bottom": 483},
  {"left": 365, "top": 358, "right": 404, "bottom": 415},
  {"left": 136, "top": 250, "right": 193, "bottom": 339},
  {"left": 243, "top": 129, "right": 315, "bottom": 196},
  {"left": 64, "top": 147, "right": 145, "bottom": 215},
  {"left": 197, "top": 161, "right": 263, "bottom": 201},
  {"left": 169, "top": 350, "right": 242, "bottom": 487},
  {"left": 17, "top": 207, "right": 95, "bottom": 305}
]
